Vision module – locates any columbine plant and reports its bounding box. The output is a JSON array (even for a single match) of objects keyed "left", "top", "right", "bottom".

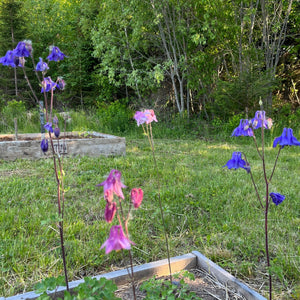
[
  {"left": 97, "top": 169, "right": 144, "bottom": 300},
  {"left": 0, "top": 41, "right": 69, "bottom": 290},
  {"left": 224, "top": 104, "right": 300, "bottom": 300},
  {"left": 133, "top": 109, "right": 173, "bottom": 282}
]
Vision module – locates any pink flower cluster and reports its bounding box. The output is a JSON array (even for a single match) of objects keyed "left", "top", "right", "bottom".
[
  {"left": 98, "top": 169, "right": 144, "bottom": 254},
  {"left": 134, "top": 109, "right": 158, "bottom": 126}
]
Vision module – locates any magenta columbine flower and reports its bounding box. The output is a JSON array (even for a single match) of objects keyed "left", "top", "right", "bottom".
[
  {"left": 41, "top": 77, "right": 57, "bottom": 93},
  {"left": 13, "top": 41, "right": 30, "bottom": 57},
  {"left": 100, "top": 225, "right": 135, "bottom": 254},
  {"left": 231, "top": 119, "right": 253, "bottom": 137},
  {"left": 41, "top": 138, "right": 48, "bottom": 152},
  {"left": 47, "top": 46, "right": 66, "bottom": 61},
  {"left": 251, "top": 111, "right": 271, "bottom": 129},
  {"left": 104, "top": 202, "right": 117, "bottom": 223},
  {"left": 223, "top": 152, "right": 250, "bottom": 172},
  {"left": 35, "top": 57, "right": 49, "bottom": 72},
  {"left": 44, "top": 122, "right": 54, "bottom": 133},
  {"left": 270, "top": 192, "right": 285, "bottom": 206},
  {"left": 97, "top": 169, "right": 127, "bottom": 199},
  {"left": 273, "top": 128, "right": 300, "bottom": 148},
  {"left": 131, "top": 188, "right": 144, "bottom": 208}
]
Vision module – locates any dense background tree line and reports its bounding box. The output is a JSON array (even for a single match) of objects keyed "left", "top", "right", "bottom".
[{"left": 0, "top": 0, "right": 299, "bottom": 121}]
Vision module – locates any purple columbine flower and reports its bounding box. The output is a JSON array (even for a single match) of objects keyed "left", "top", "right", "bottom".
[
  {"left": 97, "top": 169, "right": 127, "bottom": 199},
  {"left": 134, "top": 111, "right": 148, "bottom": 126},
  {"left": 35, "top": 57, "right": 49, "bottom": 72},
  {"left": 250, "top": 110, "right": 271, "bottom": 129},
  {"left": 270, "top": 192, "right": 285, "bottom": 206},
  {"left": 100, "top": 225, "right": 135, "bottom": 254},
  {"left": 41, "top": 138, "right": 48, "bottom": 152},
  {"left": 53, "top": 116, "right": 59, "bottom": 125},
  {"left": 44, "top": 122, "right": 54, "bottom": 133},
  {"left": 0, "top": 50, "right": 20, "bottom": 67},
  {"left": 231, "top": 119, "right": 254, "bottom": 137},
  {"left": 47, "top": 46, "right": 66, "bottom": 61},
  {"left": 131, "top": 188, "right": 143, "bottom": 209},
  {"left": 41, "top": 77, "right": 57, "bottom": 93},
  {"left": 54, "top": 127, "right": 60, "bottom": 138},
  {"left": 223, "top": 151, "right": 250, "bottom": 172},
  {"left": 104, "top": 202, "right": 117, "bottom": 223},
  {"left": 273, "top": 128, "right": 300, "bottom": 148},
  {"left": 13, "top": 41, "right": 30, "bottom": 57}
]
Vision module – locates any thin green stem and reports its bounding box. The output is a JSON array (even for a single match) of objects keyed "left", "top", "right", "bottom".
[{"left": 147, "top": 123, "right": 173, "bottom": 283}]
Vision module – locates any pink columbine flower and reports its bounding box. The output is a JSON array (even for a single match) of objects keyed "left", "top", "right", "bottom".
[
  {"left": 100, "top": 225, "right": 135, "bottom": 254},
  {"left": 97, "top": 169, "right": 127, "bottom": 199},
  {"left": 104, "top": 202, "right": 117, "bottom": 223},
  {"left": 144, "top": 109, "right": 158, "bottom": 124},
  {"left": 131, "top": 188, "right": 144, "bottom": 208}
]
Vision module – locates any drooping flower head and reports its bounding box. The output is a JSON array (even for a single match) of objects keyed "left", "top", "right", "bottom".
[
  {"left": 47, "top": 46, "right": 66, "bottom": 61},
  {"left": 270, "top": 192, "right": 285, "bottom": 206},
  {"left": 273, "top": 128, "right": 300, "bottom": 148},
  {"left": 104, "top": 202, "right": 117, "bottom": 223},
  {"left": 54, "top": 127, "right": 60, "bottom": 138},
  {"left": 13, "top": 41, "right": 30, "bottom": 57},
  {"left": 131, "top": 188, "right": 144, "bottom": 208},
  {"left": 40, "top": 138, "right": 48, "bottom": 152},
  {"left": 41, "top": 77, "right": 57, "bottom": 93},
  {"left": 144, "top": 109, "right": 158, "bottom": 124},
  {"left": 44, "top": 122, "right": 54, "bottom": 133},
  {"left": 134, "top": 109, "right": 158, "bottom": 126},
  {"left": 57, "top": 77, "right": 66, "bottom": 90},
  {"left": 251, "top": 110, "right": 272, "bottom": 129},
  {"left": 100, "top": 225, "right": 135, "bottom": 254},
  {"left": 35, "top": 57, "right": 49, "bottom": 72},
  {"left": 0, "top": 50, "right": 22, "bottom": 68},
  {"left": 97, "top": 169, "right": 127, "bottom": 199},
  {"left": 223, "top": 151, "right": 250, "bottom": 172},
  {"left": 134, "top": 111, "right": 148, "bottom": 126},
  {"left": 53, "top": 116, "right": 59, "bottom": 126},
  {"left": 232, "top": 119, "right": 254, "bottom": 137}
]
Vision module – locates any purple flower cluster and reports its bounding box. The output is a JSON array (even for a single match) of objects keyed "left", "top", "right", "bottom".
[
  {"left": 0, "top": 41, "right": 65, "bottom": 69},
  {"left": 134, "top": 109, "right": 158, "bottom": 126}
]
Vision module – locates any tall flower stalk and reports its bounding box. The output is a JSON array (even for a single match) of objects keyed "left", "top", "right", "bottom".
[
  {"left": 134, "top": 109, "right": 173, "bottom": 282},
  {"left": 98, "top": 169, "right": 144, "bottom": 300},
  {"left": 1, "top": 41, "right": 69, "bottom": 290},
  {"left": 224, "top": 105, "right": 300, "bottom": 300}
]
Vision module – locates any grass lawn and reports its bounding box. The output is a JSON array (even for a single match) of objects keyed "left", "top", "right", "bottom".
[{"left": 0, "top": 137, "right": 299, "bottom": 299}]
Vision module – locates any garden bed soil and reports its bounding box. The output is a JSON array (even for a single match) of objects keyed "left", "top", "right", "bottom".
[{"left": 115, "top": 268, "right": 248, "bottom": 300}]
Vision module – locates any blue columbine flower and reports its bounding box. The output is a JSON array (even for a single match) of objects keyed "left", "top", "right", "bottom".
[
  {"left": 270, "top": 192, "right": 285, "bottom": 206},
  {"left": 223, "top": 151, "right": 250, "bottom": 172},
  {"left": 35, "top": 57, "right": 49, "bottom": 72},
  {"left": 41, "top": 138, "right": 48, "bottom": 152},
  {"left": 44, "top": 122, "right": 54, "bottom": 133},
  {"left": 41, "top": 77, "right": 57, "bottom": 93},
  {"left": 273, "top": 128, "right": 300, "bottom": 148},
  {"left": 47, "top": 46, "right": 66, "bottom": 61},
  {"left": 13, "top": 41, "right": 30, "bottom": 57},
  {"left": 232, "top": 119, "right": 254, "bottom": 137}
]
